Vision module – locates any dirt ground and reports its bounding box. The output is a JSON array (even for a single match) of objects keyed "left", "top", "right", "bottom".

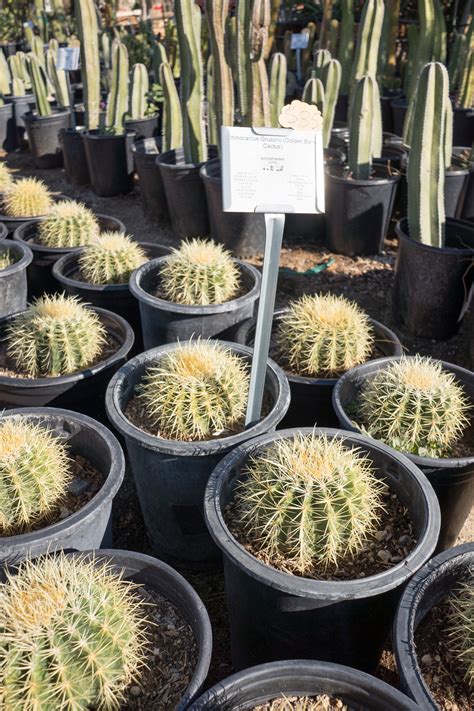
[{"left": 2, "top": 149, "right": 472, "bottom": 698}]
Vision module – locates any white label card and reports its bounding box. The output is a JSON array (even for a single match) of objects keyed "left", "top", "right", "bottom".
[
  {"left": 56, "top": 47, "right": 80, "bottom": 71},
  {"left": 221, "top": 126, "right": 325, "bottom": 215},
  {"left": 291, "top": 32, "right": 310, "bottom": 50}
]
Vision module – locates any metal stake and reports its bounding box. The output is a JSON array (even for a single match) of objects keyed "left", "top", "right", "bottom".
[{"left": 245, "top": 213, "right": 285, "bottom": 426}]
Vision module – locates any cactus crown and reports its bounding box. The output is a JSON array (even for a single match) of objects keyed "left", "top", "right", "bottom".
[
  {"left": 0, "top": 417, "right": 71, "bottom": 535},
  {"left": 276, "top": 294, "right": 374, "bottom": 377},
  {"left": 78, "top": 232, "right": 147, "bottom": 285},
  {"left": 37, "top": 201, "right": 100, "bottom": 249},
  {"left": 6, "top": 294, "right": 107, "bottom": 378},
  {"left": 448, "top": 583, "right": 474, "bottom": 688},
  {"left": 3, "top": 178, "right": 53, "bottom": 218},
  {"left": 0, "top": 552, "right": 148, "bottom": 710},
  {"left": 159, "top": 238, "right": 241, "bottom": 306},
  {"left": 359, "top": 356, "right": 470, "bottom": 457},
  {"left": 0, "top": 162, "right": 14, "bottom": 191},
  {"left": 235, "top": 432, "right": 385, "bottom": 573},
  {"left": 137, "top": 340, "right": 250, "bottom": 441}
]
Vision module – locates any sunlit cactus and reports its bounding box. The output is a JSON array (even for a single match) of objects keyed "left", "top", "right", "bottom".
[
  {"left": 448, "top": 583, "right": 474, "bottom": 688},
  {"left": 37, "top": 201, "right": 100, "bottom": 249},
  {"left": 0, "top": 162, "right": 14, "bottom": 192},
  {"left": 0, "top": 251, "right": 13, "bottom": 270},
  {"left": 78, "top": 232, "right": 147, "bottom": 284},
  {"left": 3, "top": 178, "right": 53, "bottom": 217}
]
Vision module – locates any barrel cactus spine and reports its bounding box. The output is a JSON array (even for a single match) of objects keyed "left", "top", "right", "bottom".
[
  {"left": 130, "top": 63, "right": 149, "bottom": 120},
  {"left": 3, "top": 178, "right": 53, "bottom": 218},
  {"left": 312, "top": 49, "right": 331, "bottom": 80},
  {"left": 237, "top": 0, "right": 271, "bottom": 128},
  {"left": 106, "top": 40, "right": 129, "bottom": 135},
  {"left": 204, "top": 0, "right": 234, "bottom": 149},
  {"left": 448, "top": 33, "right": 467, "bottom": 91},
  {"left": 76, "top": 0, "right": 101, "bottom": 130},
  {"left": 152, "top": 41, "right": 168, "bottom": 84},
  {"left": 207, "top": 55, "right": 218, "bottom": 146},
  {"left": 350, "top": 0, "right": 385, "bottom": 87},
  {"left": 270, "top": 52, "right": 287, "bottom": 128},
  {"left": 349, "top": 75, "right": 382, "bottom": 180},
  {"left": 160, "top": 61, "right": 183, "bottom": 152}
]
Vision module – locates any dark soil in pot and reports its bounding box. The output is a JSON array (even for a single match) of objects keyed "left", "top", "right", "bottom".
[
  {"left": 129, "top": 256, "right": 262, "bottom": 350},
  {"left": 23, "top": 109, "right": 71, "bottom": 169},
  {"left": 234, "top": 309, "right": 402, "bottom": 428},
  {"left": 189, "top": 660, "right": 418, "bottom": 710},
  {"left": 0, "top": 306, "right": 134, "bottom": 422},
  {"left": 325, "top": 164, "right": 400, "bottom": 256},
  {"left": 393, "top": 543, "right": 474, "bottom": 710},
  {"left": 204, "top": 427, "right": 440, "bottom": 672},
  {"left": 82, "top": 130, "right": 136, "bottom": 197},
  {"left": 0, "top": 240, "right": 32, "bottom": 317},
  {"left": 13, "top": 213, "right": 126, "bottom": 298},
  {"left": 0, "top": 101, "right": 17, "bottom": 152},
  {"left": 0, "top": 407, "right": 125, "bottom": 564},
  {"left": 105, "top": 342, "right": 290, "bottom": 568},
  {"left": 391, "top": 218, "right": 474, "bottom": 340},
  {"left": 332, "top": 356, "right": 474, "bottom": 552},
  {"left": 59, "top": 127, "right": 90, "bottom": 185},
  {"left": 53, "top": 242, "right": 171, "bottom": 353},
  {"left": 132, "top": 137, "right": 170, "bottom": 224}
]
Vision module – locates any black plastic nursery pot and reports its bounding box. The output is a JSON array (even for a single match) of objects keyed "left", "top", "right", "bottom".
[
  {"left": 23, "top": 109, "right": 71, "bottom": 169},
  {"left": 105, "top": 342, "right": 290, "bottom": 568},
  {"left": 0, "top": 307, "right": 134, "bottom": 422},
  {"left": 0, "top": 407, "right": 125, "bottom": 565},
  {"left": 445, "top": 160, "right": 470, "bottom": 219},
  {"left": 129, "top": 256, "right": 262, "bottom": 350},
  {"left": 0, "top": 101, "right": 17, "bottom": 152},
  {"left": 234, "top": 309, "right": 402, "bottom": 429},
  {"left": 59, "top": 127, "right": 90, "bottom": 186},
  {"left": 13, "top": 213, "right": 126, "bottom": 299},
  {"left": 10, "top": 93, "right": 36, "bottom": 147},
  {"left": 325, "top": 164, "right": 400, "bottom": 256},
  {"left": 204, "top": 427, "right": 440, "bottom": 673},
  {"left": 68, "top": 548, "right": 213, "bottom": 710},
  {"left": 82, "top": 129, "right": 136, "bottom": 197},
  {"left": 391, "top": 218, "right": 474, "bottom": 340},
  {"left": 125, "top": 114, "right": 159, "bottom": 142},
  {"left": 157, "top": 146, "right": 218, "bottom": 243},
  {"left": 391, "top": 97, "right": 408, "bottom": 139},
  {"left": 189, "top": 660, "right": 418, "bottom": 710},
  {"left": 0, "top": 241, "right": 32, "bottom": 318},
  {"left": 333, "top": 356, "right": 474, "bottom": 553},
  {"left": 334, "top": 93, "right": 349, "bottom": 123},
  {"left": 462, "top": 165, "right": 474, "bottom": 222},
  {"left": 381, "top": 90, "right": 403, "bottom": 135},
  {"left": 132, "top": 137, "right": 170, "bottom": 223},
  {"left": 453, "top": 106, "right": 473, "bottom": 147},
  {"left": 393, "top": 543, "right": 474, "bottom": 709},
  {"left": 52, "top": 242, "right": 171, "bottom": 353},
  {"left": 200, "top": 158, "right": 266, "bottom": 258}
]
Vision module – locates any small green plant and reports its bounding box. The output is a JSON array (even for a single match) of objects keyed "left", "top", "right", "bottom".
[
  {"left": 159, "top": 239, "right": 241, "bottom": 306},
  {"left": 138, "top": 340, "right": 250, "bottom": 441},
  {"left": 359, "top": 356, "right": 470, "bottom": 457},
  {"left": 235, "top": 432, "right": 385, "bottom": 573},
  {"left": 0, "top": 552, "right": 148, "bottom": 710},
  {"left": 78, "top": 232, "right": 147, "bottom": 285},
  {"left": 3, "top": 178, "right": 53, "bottom": 218},
  {"left": 276, "top": 294, "right": 374, "bottom": 377},
  {"left": 6, "top": 294, "right": 107, "bottom": 378},
  {"left": 0, "top": 417, "right": 71, "bottom": 535},
  {"left": 448, "top": 583, "right": 474, "bottom": 689},
  {"left": 0, "top": 162, "right": 14, "bottom": 192},
  {"left": 0, "top": 249, "right": 13, "bottom": 270},
  {"left": 37, "top": 201, "right": 100, "bottom": 249}
]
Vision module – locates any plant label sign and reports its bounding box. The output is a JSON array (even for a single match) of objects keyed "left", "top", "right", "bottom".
[
  {"left": 56, "top": 47, "right": 80, "bottom": 72},
  {"left": 291, "top": 32, "right": 310, "bottom": 50},
  {"left": 221, "top": 125, "right": 325, "bottom": 215}
]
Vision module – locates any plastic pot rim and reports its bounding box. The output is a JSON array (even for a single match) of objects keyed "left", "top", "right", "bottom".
[
  {"left": 125, "top": 114, "right": 159, "bottom": 125},
  {"left": 396, "top": 218, "right": 474, "bottom": 256},
  {"left": 0, "top": 306, "right": 135, "bottom": 390},
  {"left": 393, "top": 542, "right": 474, "bottom": 709},
  {"left": 204, "top": 426, "right": 441, "bottom": 600},
  {"left": 82, "top": 128, "right": 137, "bottom": 142},
  {"left": 0, "top": 101, "right": 12, "bottom": 111},
  {"left": 0, "top": 240, "right": 33, "bottom": 275},
  {"left": 0, "top": 407, "right": 125, "bottom": 552},
  {"left": 325, "top": 163, "right": 401, "bottom": 186},
  {"left": 23, "top": 108, "right": 71, "bottom": 123},
  {"left": 157, "top": 147, "right": 211, "bottom": 172},
  {"left": 129, "top": 256, "right": 262, "bottom": 317},
  {"left": 105, "top": 340, "right": 291, "bottom": 456},
  {"left": 332, "top": 355, "right": 474, "bottom": 469}
]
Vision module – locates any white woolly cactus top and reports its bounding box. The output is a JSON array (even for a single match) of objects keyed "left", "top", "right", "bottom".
[
  {"left": 159, "top": 238, "right": 241, "bottom": 306},
  {"left": 3, "top": 178, "right": 53, "bottom": 217},
  {"left": 37, "top": 200, "right": 100, "bottom": 249},
  {"left": 276, "top": 293, "right": 374, "bottom": 377},
  {"left": 78, "top": 231, "right": 147, "bottom": 284},
  {"left": 0, "top": 161, "right": 14, "bottom": 192},
  {"left": 448, "top": 583, "right": 474, "bottom": 688},
  {"left": 359, "top": 355, "right": 470, "bottom": 457}
]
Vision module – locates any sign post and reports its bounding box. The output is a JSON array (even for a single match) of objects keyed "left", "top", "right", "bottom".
[
  {"left": 221, "top": 101, "right": 325, "bottom": 426},
  {"left": 290, "top": 32, "right": 310, "bottom": 82}
]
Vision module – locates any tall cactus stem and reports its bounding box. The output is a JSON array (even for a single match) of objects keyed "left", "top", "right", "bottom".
[
  {"left": 270, "top": 52, "right": 287, "bottom": 127},
  {"left": 205, "top": 0, "right": 234, "bottom": 151},
  {"left": 130, "top": 63, "right": 148, "bottom": 120},
  {"left": 27, "top": 54, "right": 52, "bottom": 117},
  {"left": 76, "top": 0, "right": 101, "bottom": 130},
  {"left": 106, "top": 41, "right": 129, "bottom": 135},
  {"left": 160, "top": 61, "right": 183, "bottom": 152}
]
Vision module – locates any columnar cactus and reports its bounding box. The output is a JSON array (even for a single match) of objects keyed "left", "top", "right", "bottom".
[
  {"left": 377, "top": 0, "right": 399, "bottom": 89},
  {"left": 160, "top": 61, "right": 183, "bottom": 152},
  {"left": 46, "top": 49, "right": 69, "bottom": 108},
  {"left": 0, "top": 553, "right": 148, "bottom": 710},
  {"left": 129, "top": 63, "right": 149, "bottom": 120},
  {"left": 0, "top": 417, "right": 71, "bottom": 535},
  {"left": 320, "top": 59, "right": 341, "bottom": 147},
  {"left": 27, "top": 54, "right": 52, "bottom": 117},
  {"left": 406, "top": 0, "right": 436, "bottom": 106},
  {"left": 3, "top": 178, "right": 53, "bottom": 217},
  {"left": 159, "top": 238, "right": 240, "bottom": 305},
  {"left": 37, "top": 201, "right": 100, "bottom": 248},
  {"left": 235, "top": 432, "right": 385, "bottom": 572},
  {"left": 207, "top": 55, "right": 218, "bottom": 145},
  {"left": 407, "top": 62, "right": 450, "bottom": 247},
  {"left": 312, "top": 49, "right": 331, "bottom": 80},
  {"left": 0, "top": 50, "right": 11, "bottom": 95},
  {"left": 433, "top": 0, "right": 447, "bottom": 64},
  {"left": 76, "top": 0, "right": 101, "bottom": 130},
  {"left": 448, "top": 33, "right": 467, "bottom": 91},
  {"left": 78, "top": 232, "right": 147, "bottom": 284},
  {"left": 448, "top": 583, "right": 474, "bottom": 688},
  {"left": 8, "top": 55, "right": 28, "bottom": 95},
  {"left": 302, "top": 76, "right": 325, "bottom": 113},
  {"left": 359, "top": 356, "right": 470, "bottom": 456},
  {"left": 138, "top": 340, "right": 250, "bottom": 440},
  {"left": 458, "top": 50, "right": 474, "bottom": 109},
  {"left": 270, "top": 52, "right": 287, "bottom": 127},
  {"left": 276, "top": 294, "right": 373, "bottom": 377},
  {"left": 237, "top": 0, "right": 271, "bottom": 127},
  {"left": 204, "top": 0, "right": 234, "bottom": 147},
  {"left": 153, "top": 40, "right": 168, "bottom": 84},
  {"left": 106, "top": 41, "right": 129, "bottom": 135},
  {"left": 349, "top": 75, "right": 382, "bottom": 179},
  {"left": 350, "top": 0, "right": 385, "bottom": 87},
  {"left": 6, "top": 294, "right": 107, "bottom": 378}
]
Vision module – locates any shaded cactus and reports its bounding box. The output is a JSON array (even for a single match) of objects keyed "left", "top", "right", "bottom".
[
  {"left": 160, "top": 61, "right": 183, "bottom": 152},
  {"left": 0, "top": 250, "right": 13, "bottom": 270},
  {"left": 27, "top": 54, "right": 52, "bottom": 117},
  {"left": 152, "top": 40, "right": 168, "bottom": 84},
  {"left": 349, "top": 74, "right": 382, "bottom": 179},
  {"left": 0, "top": 162, "right": 14, "bottom": 191},
  {"left": 328, "top": 19, "right": 339, "bottom": 55},
  {"left": 301, "top": 22, "right": 317, "bottom": 76},
  {"left": 235, "top": 432, "right": 385, "bottom": 572},
  {"left": 312, "top": 49, "right": 331, "bottom": 80},
  {"left": 207, "top": 55, "right": 218, "bottom": 146},
  {"left": 270, "top": 52, "right": 287, "bottom": 127},
  {"left": 31, "top": 35, "right": 46, "bottom": 68},
  {"left": 106, "top": 41, "right": 129, "bottom": 135},
  {"left": 46, "top": 49, "right": 69, "bottom": 108},
  {"left": 159, "top": 238, "right": 240, "bottom": 306},
  {"left": 76, "top": 0, "right": 101, "bottom": 130},
  {"left": 49, "top": 37, "right": 59, "bottom": 57},
  {"left": 433, "top": 0, "right": 447, "bottom": 64},
  {"left": 458, "top": 50, "right": 474, "bottom": 109},
  {"left": 448, "top": 33, "right": 467, "bottom": 91},
  {"left": 359, "top": 355, "right": 470, "bottom": 457},
  {"left": 78, "top": 232, "right": 147, "bottom": 285},
  {"left": 3, "top": 178, "right": 53, "bottom": 217},
  {"left": 448, "top": 583, "right": 474, "bottom": 688},
  {"left": 101, "top": 30, "right": 112, "bottom": 69},
  {"left": 350, "top": 0, "right": 384, "bottom": 87},
  {"left": 0, "top": 417, "right": 70, "bottom": 535},
  {"left": 204, "top": 0, "right": 234, "bottom": 148},
  {"left": 37, "top": 201, "right": 100, "bottom": 248},
  {"left": 138, "top": 339, "right": 250, "bottom": 441},
  {"left": 276, "top": 293, "right": 373, "bottom": 377},
  {"left": 129, "top": 63, "right": 149, "bottom": 120},
  {"left": 0, "top": 552, "right": 148, "bottom": 710},
  {"left": 377, "top": 0, "right": 399, "bottom": 89},
  {"left": 6, "top": 294, "right": 107, "bottom": 378},
  {"left": 319, "top": 0, "right": 335, "bottom": 50},
  {"left": 237, "top": 0, "right": 271, "bottom": 127},
  {"left": 302, "top": 76, "right": 325, "bottom": 113}
]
